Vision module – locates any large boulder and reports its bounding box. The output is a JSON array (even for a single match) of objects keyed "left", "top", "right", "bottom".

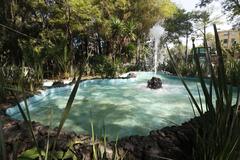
[{"left": 147, "top": 77, "right": 162, "bottom": 89}]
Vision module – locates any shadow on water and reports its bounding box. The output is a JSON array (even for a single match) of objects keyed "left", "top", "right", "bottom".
[
  {"left": 24, "top": 100, "right": 176, "bottom": 139},
  {"left": 11, "top": 91, "right": 195, "bottom": 139},
  {"left": 67, "top": 102, "right": 145, "bottom": 139}
]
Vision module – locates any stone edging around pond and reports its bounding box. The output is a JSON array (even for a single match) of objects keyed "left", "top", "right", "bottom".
[{"left": 1, "top": 112, "right": 198, "bottom": 160}]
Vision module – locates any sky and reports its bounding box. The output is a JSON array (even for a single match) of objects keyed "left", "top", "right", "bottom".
[
  {"left": 172, "top": 0, "right": 198, "bottom": 11},
  {"left": 172, "top": 0, "right": 233, "bottom": 31},
  {"left": 149, "top": 0, "right": 234, "bottom": 47},
  {"left": 170, "top": 0, "right": 233, "bottom": 46}
]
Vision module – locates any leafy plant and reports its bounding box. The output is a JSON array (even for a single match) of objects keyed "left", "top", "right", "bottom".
[
  {"left": 225, "top": 58, "right": 240, "bottom": 86},
  {"left": 18, "top": 147, "right": 78, "bottom": 160},
  {"left": 89, "top": 120, "right": 126, "bottom": 160},
  {"left": 167, "top": 24, "right": 240, "bottom": 159},
  {"left": 89, "top": 55, "right": 117, "bottom": 78},
  {"left": 1, "top": 62, "right": 85, "bottom": 159}
]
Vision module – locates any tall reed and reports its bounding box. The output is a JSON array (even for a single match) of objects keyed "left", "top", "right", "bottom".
[
  {"left": 0, "top": 121, "right": 6, "bottom": 160},
  {"left": 167, "top": 24, "right": 240, "bottom": 159}
]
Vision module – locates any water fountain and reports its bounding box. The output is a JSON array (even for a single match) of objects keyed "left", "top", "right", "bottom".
[
  {"left": 154, "top": 39, "right": 159, "bottom": 75},
  {"left": 149, "top": 24, "right": 165, "bottom": 74},
  {"left": 147, "top": 24, "right": 165, "bottom": 89}
]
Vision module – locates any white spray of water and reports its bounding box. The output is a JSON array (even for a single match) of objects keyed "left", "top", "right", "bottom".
[{"left": 149, "top": 24, "right": 165, "bottom": 75}]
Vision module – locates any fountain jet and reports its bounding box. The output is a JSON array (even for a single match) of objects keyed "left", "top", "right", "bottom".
[{"left": 149, "top": 24, "right": 165, "bottom": 75}]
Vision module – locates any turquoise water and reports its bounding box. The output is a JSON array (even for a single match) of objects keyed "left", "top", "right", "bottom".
[{"left": 7, "top": 72, "right": 205, "bottom": 139}]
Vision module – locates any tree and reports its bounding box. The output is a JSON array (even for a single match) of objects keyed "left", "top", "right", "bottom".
[
  {"left": 163, "top": 9, "right": 194, "bottom": 61},
  {"left": 0, "top": 0, "right": 177, "bottom": 78},
  {"left": 198, "top": 0, "right": 240, "bottom": 26},
  {"left": 206, "top": 32, "right": 216, "bottom": 50},
  {"left": 192, "top": 9, "right": 221, "bottom": 49},
  {"left": 193, "top": 10, "right": 211, "bottom": 48},
  {"left": 130, "top": 0, "right": 177, "bottom": 65},
  {"left": 130, "top": 0, "right": 176, "bottom": 37}
]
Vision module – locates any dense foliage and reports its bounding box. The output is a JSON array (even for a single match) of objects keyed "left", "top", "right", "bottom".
[
  {"left": 0, "top": 0, "right": 176, "bottom": 80},
  {"left": 198, "top": 0, "right": 240, "bottom": 26},
  {"left": 167, "top": 24, "right": 240, "bottom": 159}
]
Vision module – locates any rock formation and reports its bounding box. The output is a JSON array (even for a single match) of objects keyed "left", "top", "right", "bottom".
[
  {"left": 127, "top": 73, "right": 137, "bottom": 78},
  {"left": 147, "top": 77, "right": 162, "bottom": 89}
]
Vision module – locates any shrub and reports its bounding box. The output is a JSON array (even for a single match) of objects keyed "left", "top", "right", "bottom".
[
  {"left": 167, "top": 24, "right": 240, "bottom": 159},
  {"left": 89, "top": 55, "right": 117, "bottom": 78},
  {"left": 225, "top": 58, "right": 240, "bottom": 86}
]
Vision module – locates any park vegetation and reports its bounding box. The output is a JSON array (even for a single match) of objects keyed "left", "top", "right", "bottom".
[
  {"left": 0, "top": 0, "right": 176, "bottom": 80},
  {"left": 0, "top": 0, "right": 176, "bottom": 103},
  {"left": 1, "top": 0, "right": 240, "bottom": 159}
]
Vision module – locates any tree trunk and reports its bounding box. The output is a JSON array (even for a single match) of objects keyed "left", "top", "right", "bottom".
[
  {"left": 136, "top": 39, "right": 140, "bottom": 66},
  {"left": 185, "top": 31, "right": 189, "bottom": 63},
  {"left": 203, "top": 24, "right": 211, "bottom": 73},
  {"left": 203, "top": 25, "right": 207, "bottom": 48},
  {"left": 66, "top": 5, "right": 74, "bottom": 77},
  {"left": 97, "top": 33, "right": 102, "bottom": 55},
  {"left": 107, "top": 40, "right": 114, "bottom": 64},
  {"left": 84, "top": 37, "right": 88, "bottom": 57}
]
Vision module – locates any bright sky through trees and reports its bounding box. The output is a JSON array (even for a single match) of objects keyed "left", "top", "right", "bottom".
[
  {"left": 170, "top": 0, "right": 233, "bottom": 46},
  {"left": 172, "top": 0, "right": 198, "bottom": 11},
  {"left": 172, "top": 0, "right": 232, "bottom": 30}
]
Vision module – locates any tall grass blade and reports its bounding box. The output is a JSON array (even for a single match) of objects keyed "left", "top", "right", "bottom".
[
  {"left": 102, "top": 120, "right": 107, "bottom": 159},
  {"left": 21, "top": 88, "right": 32, "bottom": 122},
  {"left": 235, "top": 87, "right": 240, "bottom": 107},
  {"left": 196, "top": 84, "right": 203, "bottom": 112},
  {"left": 166, "top": 44, "right": 203, "bottom": 116},
  {"left": 11, "top": 91, "right": 43, "bottom": 159},
  {"left": 209, "top": 77, "right": 213, "bottom": 104},
  {"left": 192, "top": 41, "right": 214, "bottom": 113},
  {"left": 213, "top": 24, "right": 229, "bottom": 107},
  {"left": 114, "top": 135, "right": 119, "bottom": 160},
  {"left": 51, "top": 54, "right": 90, "bottom": 155},
  {"left": 227, "top": 138, "right": 240, "bottom": 160},
  {"left": 188, "top": 96, "right": 196, "bottom": 117},
  {"left": 52, "top": 74, "right": 83, "bottom": 154},
  {"left": 0, "top": 121, "right": 6, "bottom": 160},
  {"left": 45, "top": 107, "right": 53, "bottom": 160},
  {"left": 91, "top": 120, "right": 98, "bottom": 160},
  {"left": 192, "top": 24, "right": 240, "bottom": 160}
]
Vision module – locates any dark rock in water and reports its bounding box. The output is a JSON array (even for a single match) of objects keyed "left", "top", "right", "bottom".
[
  {"left": 147, "top": 77, "right": 162, "bottom": 89},
  {"left": 119, "top": 72, "right": 137, "bottom": 79},
  {"left": 127, "top": 72, "right": 137, "bottom": 78},
  {"left": 52, "top": 81, "right": 65, "bottom": 88},
  {"left": 69, "top": 77, "right": 76, "bottom": 85}
]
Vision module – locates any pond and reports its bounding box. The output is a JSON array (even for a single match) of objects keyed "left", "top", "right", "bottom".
[{"left": 7, "top": 72, "right": 205, "bottom": 139}]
